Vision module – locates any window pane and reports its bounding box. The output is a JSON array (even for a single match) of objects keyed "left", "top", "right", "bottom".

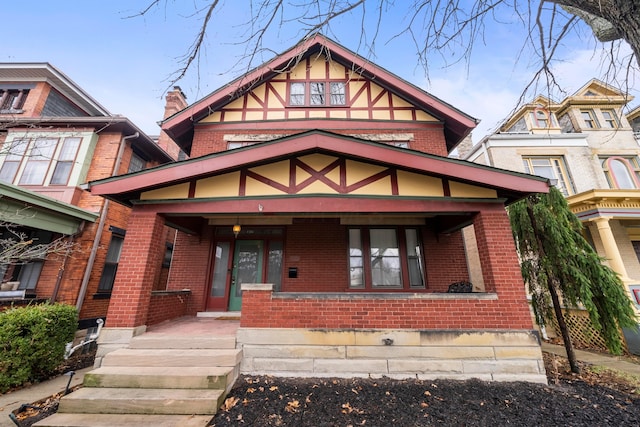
[
  {"left": 19, "top": 161, "right": 49, "bottom": 185},
  {"left": 4, "top": 139, "right": 28, "bottom": 160},
  {"left": 31, "top": 138, "right": 57, "bottom": 158},
  {"left": 128, "top": 153, "right": 146, "bottom": 173},
  {"left": 0, "top": 162, "right": 19, "bottom": 183},
  {"left": 310, "top": 82, "right": 325, "bottom": 105},
  {"left": 290, "top": 83, "right": 305, "bottom": 105},
  {"left": 17, "top": 261, "right": 43, "bottom": 290},
  {"left": 211, "top": 242, "right": 230, "bottom": 297},
  {"left": 51, "top": 161, "right": 73, "bottom": 184},
  {"left": 349, "top": 229, "right": 364, "bottom": 288},
  {"left": 610, "top": 159, "right": 637, "bottom": 189},
  {"left": 330, "top": 82, "right": 345, "bottom": 105},
  {"left": 59, "top": 137, "right": 80, "bottom": 160},
  {"left": 267, "top": 241, "right": 283, "bottom": 292},
  {"left": 105, "top": 236, "right": 124, "bottom": 263},
  {"left": 405, "top": 229, "right": 424, "bottom": 288},
  {"left": 370, "top": 229, "right": 401, "bottom": 288},
  {"left": 98, "top": 264, "right": 118, "bottom": 291}
]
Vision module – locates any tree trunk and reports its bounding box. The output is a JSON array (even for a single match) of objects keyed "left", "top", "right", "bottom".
[
  {"left": 525, "top": 199, "right": 580, "bottom": 373},
  {"left": 557, "top": 0, "right": 640, "bottom": 67}
]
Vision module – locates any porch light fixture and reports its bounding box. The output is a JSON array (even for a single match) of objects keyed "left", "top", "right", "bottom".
[{"left": 233, "top": 224, "right": 241, "bottom": 238}]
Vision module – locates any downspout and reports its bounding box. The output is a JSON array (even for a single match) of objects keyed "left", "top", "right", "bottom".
[
  {"left": 75, "top": 132, "right": 139, "bottom": 311},
  {"left": 51, "top": 234, "right": 76, "bottom": 303}
]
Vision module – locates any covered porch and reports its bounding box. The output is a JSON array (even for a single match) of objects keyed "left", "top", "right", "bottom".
[{"left": 89, "top": 130, "right": 550, "bottom": 381}]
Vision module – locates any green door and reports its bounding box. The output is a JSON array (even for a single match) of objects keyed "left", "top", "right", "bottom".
[{"left": 229, "top": 240, "right": 263, "bottom": 311}]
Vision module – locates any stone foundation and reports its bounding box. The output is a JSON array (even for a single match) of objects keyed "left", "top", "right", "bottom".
[{"left": 237, "top": 328, "right": 547, "bottom": 384}]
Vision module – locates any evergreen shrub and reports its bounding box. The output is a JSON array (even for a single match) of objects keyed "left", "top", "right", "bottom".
[{"left": 0, "top": 303, "right": 77, "bottom": 392}]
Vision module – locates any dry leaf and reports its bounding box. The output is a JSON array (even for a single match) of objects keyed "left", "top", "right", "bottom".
[
  {"left": 247, "top": 387, "right": 256, "bottom": 393},
  {"left": 270, "top": 386, "right": 279, "bottom": 391},
  {"left": 424, "top": 391, "right": 431, "bottom": 396},
  {"left": 285, "top": 400, "right": 300, "bottom": 413},
  {"left": 221, "top": 396, "right": 239, "bottom": 411}
]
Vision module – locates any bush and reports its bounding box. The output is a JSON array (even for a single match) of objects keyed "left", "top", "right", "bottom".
[{"left": 0, "top": 303, "right": 78, "bottom": 392}]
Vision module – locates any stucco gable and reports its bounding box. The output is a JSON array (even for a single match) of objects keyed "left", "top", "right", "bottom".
[{"left": 89, "top": 130, "right": 548, "bottom": 206}]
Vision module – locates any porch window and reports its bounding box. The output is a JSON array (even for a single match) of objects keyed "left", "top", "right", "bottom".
[
  {"left": 349, "top": 228, "right": 425, "bottom": 290},
  {"left": 98, "top": 233, "right": 125, "bottom": 292},
  {"left": 0, "top": 228, "right": 52, "bottom": 290}
]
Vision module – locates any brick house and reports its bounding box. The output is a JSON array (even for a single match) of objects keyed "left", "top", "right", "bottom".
[
  {"left": 461, "top": 79, "right": 640, "bottom": 355},
  {"left": 0, "top": 63, "right": 177, "bottom": 329},
  {"left": 89, "top": 36, "right": 550, "bottom": 381}
]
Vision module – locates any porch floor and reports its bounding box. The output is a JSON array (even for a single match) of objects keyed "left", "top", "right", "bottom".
[{"left": 144, "top": 314, "right": 240, "bottom": 337}]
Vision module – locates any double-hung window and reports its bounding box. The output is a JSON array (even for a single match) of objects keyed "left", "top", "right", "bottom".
[
  {"left": 581, "top": 110, "right": 598, "bottom": 128},
  {"left": 349, "top": 228, "right": 425, "bottom": 290},
  {"left": 289, "top": 81, "right": 346, "bottom": 106},
  {"left": 522, "top": 156, "right": 574, "bottom": 196},
  {"left": 601, "top": 156, "right": 640, "bottom": 189},
  {"left": 20, "top": 138, "right": 57, "bottom": 185},
  {"left": 601, "top": 110, "right": 618, "bottom": 128},
  {"left": 51, "top": 137, "right": 81, "bottom": 184},
  {"left": 98, "top": 230, "right": 125, "bottom": 293}
]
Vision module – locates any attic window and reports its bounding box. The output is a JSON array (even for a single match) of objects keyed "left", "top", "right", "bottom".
[
  {"left": 289, "top": 81, "right": 346, "bottom": 106},
  {"left": 0, "top": 89, "right": 29, "bottom": 112}
]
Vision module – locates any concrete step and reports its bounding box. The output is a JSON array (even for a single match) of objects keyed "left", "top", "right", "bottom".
[
  {"left": 101, "top": 348, "right": 242, "bottom": 367},
  {"left": 33, "top": 413, "right": 213, "bottom": 427},
  {"left": 129, "top": 334, "right": 236, "bottom": 349},
  {"left": 83, "top": 366, "right": 236, "bottom": 389},
  {"left": 58, "top": 387, "right": 224, "bottom": 415}
]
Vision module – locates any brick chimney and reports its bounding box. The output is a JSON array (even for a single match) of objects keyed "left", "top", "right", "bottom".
[{"left": 156, "top": 86, "right": 188, "bottom": 160}]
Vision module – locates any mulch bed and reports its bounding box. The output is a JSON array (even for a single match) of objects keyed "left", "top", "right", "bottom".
[{"left": 210, "top": 353, "right": 640, "bottom": 426}]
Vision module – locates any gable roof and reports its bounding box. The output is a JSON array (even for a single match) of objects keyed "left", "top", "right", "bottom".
[
  {"left": 0, "top": 63, "right": 110, "bottom": 116},
  {"left": 161, "top": 34, "right": 478, "bottom": 154},
  {"left": 89, "top": 129, "right": 548, "bottom": 207}
]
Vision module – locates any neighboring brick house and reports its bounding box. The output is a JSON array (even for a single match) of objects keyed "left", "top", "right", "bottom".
[
  {"left": 89, "top": 35, "right": 550, "bottom": 381},
  {"left": 461, "top": 79, "right": 640, "bottom": 355},
  {"left": 0, "top": 63, "right": 177, "bottom": 329}
]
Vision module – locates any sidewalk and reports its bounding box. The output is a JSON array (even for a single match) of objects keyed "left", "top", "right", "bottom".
[
  {"left": 542, "top": 342, "right": 640, "bottom": 376},
  {"left": 0, "top": 367, "right": 91, "bottom": 427}
]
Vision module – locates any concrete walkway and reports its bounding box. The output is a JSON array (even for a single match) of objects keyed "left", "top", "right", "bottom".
[
  {"left": 0, "top": 367, "right": 91, "bottom": 427},
  {"left": 542, "top": 342, "right": 640, "bottom": 376}
]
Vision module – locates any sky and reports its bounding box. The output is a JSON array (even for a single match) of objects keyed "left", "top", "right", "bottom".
[{"left": 3, "top": 1, "right": 639, "bottom": 145}]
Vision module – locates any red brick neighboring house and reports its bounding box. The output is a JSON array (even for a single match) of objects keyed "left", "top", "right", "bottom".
[
  {"left": 89, "top": 36, "right": 550, "bottom": 382},
  {"left": 0, "top": 63, "right": 177, "bottom": 330}
]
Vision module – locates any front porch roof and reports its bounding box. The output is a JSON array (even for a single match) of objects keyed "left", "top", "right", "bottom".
[
  {"left": 0, "top": 181, "right": 98, "bottom": 235},
  {"left": 89, "top": 130, "right": 549, "bottom": 209}
]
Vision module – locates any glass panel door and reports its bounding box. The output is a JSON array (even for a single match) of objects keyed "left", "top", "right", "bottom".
[{"left": 229, "top": 240, "right": 263, "bottom": 311}]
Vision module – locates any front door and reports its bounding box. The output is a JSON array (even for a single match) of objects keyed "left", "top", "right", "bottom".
[{"left": 228, "top": 240, "right": 263, "bottom": 311}]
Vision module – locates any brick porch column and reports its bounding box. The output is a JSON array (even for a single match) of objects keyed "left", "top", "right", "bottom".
[
  {"left": 105, "top": 209, "right": 166, "bottom": 328},
  {"left": 473, "top": 208, "right": 533, "bottom": 328}
]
